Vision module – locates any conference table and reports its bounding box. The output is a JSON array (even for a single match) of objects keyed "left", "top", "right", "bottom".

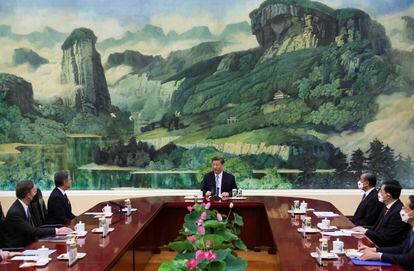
[{"left": 0, "top": 196, "right": 404, "bottom": 270}]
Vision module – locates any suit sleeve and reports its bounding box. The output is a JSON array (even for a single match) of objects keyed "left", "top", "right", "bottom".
[
  {"left": 49, "top": 196, "right": 72, "bottom": 224},
  {"left": 377, "top": 239, "right": 407, "bottom": 254},
  {"left": 200, "top": 174, "right": 209, "bottom": 195},
  {"left": 231, "top": 175, "right": 237, "bottom": 190},
  {"left": 364, "top": 201, "right": 384, "bottom": 227},
  {"left": 8, "top": 212, "right": 55, "bottom": 239},
  {"left": 381, "top": 252, "right": 414, "bottom": 266},
  {"left": 366, "top": 213, "right": 408, "bottom": 246}
]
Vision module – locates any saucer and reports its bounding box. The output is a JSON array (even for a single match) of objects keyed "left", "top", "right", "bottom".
[
  {"left": 297, "top": 227, "right": 320, "bottom": 233},
  {"left": 288, "top": 209, "right": 306, "bottom": 214},
  {"left": 57, "top": 252, "right": 87, "bottom": 260},
  {"left": 71, "top": 230, "right": 87, "bottom": 237},
  {"left": 330, "top": 250, "right": 345, "bottom": 255},
  {"left": 91, "top": 227, "right": 114, "bottom": 233},
  {"left": 317, "top": 223, "right": 338, "bottom": 231},
  {"left": 310, "top": 252, "right": 338, "bottom": 259}
]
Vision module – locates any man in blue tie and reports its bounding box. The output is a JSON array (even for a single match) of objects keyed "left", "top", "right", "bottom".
[
  {"left": 200, "top": 157, "right": 237, "bottom": 198},
  {"left": 359, "top": 195, "right": 414, "bottom": 268}
]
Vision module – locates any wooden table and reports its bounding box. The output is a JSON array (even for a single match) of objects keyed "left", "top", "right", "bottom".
[{"left": 0, "top": 196, "right": 404, "bottom": 270}]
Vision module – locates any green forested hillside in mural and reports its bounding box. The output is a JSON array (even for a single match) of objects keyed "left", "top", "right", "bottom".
[{"left": 1, "top": 0, "right": 414, "bottom": 190}]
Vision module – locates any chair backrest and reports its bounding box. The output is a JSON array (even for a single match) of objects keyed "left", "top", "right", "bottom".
[{"left": 29, "top": 188, "right": 48, "bottom": 227}]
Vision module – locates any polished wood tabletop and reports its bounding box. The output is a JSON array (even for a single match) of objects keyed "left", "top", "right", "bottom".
[{"left": 0, "top": 196, "right": 404, "bottom": 271}]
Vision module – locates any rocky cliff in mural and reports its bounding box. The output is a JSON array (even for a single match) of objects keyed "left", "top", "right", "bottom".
[
  {"left": 13, "top": 48, "right": 49, "bottom": 69},
  {"left": 61, "top": 28, "right": 111, "bottom": 115},
  {"left": 250, "top": 0, "right": 389, "bottom": 62},
  {"left": 402, "top": 16, "right": 414, "bottom": 43},
  {"left": 0, "top": 73, "right": 37, "bottom": 114}
]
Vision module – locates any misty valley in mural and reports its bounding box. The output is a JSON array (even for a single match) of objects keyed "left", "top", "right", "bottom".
[{"left": 1, "top": 0, "right": 414, "bottom": 190}]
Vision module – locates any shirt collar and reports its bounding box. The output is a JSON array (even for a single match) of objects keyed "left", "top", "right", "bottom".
[
  {"left": 215, "top": 171, "right": 223, "bottom": 178},
  {"left": 386, "top": 199, "right": 398, "bottom": 209},
  {"left": 365, "top": 187, "right": 376, "bottom": 196},
  {"left": 57, "top": 187, "right": 66, "bottom": 196},
  {"left": 18, "top": 199, "right": 29, "bottom": 213}
]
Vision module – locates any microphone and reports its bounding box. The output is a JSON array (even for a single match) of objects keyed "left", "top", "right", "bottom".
[{"left": 108, "top": 201, "right": 125, "bottom": 212}]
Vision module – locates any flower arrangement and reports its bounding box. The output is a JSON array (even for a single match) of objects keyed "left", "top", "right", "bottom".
[{"left": 158, "top": 201, "right": 248, "bottom": 271}]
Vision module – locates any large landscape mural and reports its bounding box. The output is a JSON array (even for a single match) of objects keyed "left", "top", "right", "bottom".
[{"left": 1, "top": 0, "right": 414, "bottom": 190}]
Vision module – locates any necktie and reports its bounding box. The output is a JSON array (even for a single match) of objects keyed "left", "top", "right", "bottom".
[
  {"left": 373, "top": 206, "right": 388, "bottom": 231},
  {"left": 64, "top": 193, "right": 70, "bottom": 205},
  {"left": 26, "top": 208, "right": 34, "bottom": 226},
  {"left": 215, "top": 175, "right": 219, "bottom": 196},
  {"left": 361, "top": 193, "right": 366, "bottom": 201}
]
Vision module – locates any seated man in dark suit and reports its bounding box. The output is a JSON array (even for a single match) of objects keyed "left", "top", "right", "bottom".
[
  {"left": 353, "top": 180, "right": 411, "bottom": 247},
  {"left": 351, "top": 171, "right": 384, "bottom": 227},
  {"left": 4, "top": 180, "right": 72, "bottom": 247},
  {"left": 46, "top": 170, "right": 76, "bottom": 225},
  {"left": 359, "top": 195, "right": 414, "bottom": 269},
  {"left": 200, "top": 157, "right": 237, "bottom": 198}
]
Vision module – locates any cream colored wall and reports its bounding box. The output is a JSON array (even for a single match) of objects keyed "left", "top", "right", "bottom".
[{"left": 0, "top": 189, "right": 411, "bottom": 216}]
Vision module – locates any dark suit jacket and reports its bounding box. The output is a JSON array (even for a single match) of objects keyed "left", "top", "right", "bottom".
[
  {"left": 0, "top": 202, "right": 4, "bottom": 248},
  {"left": 378, "top": 229, "right": 414, "bottom": 269},
  {"left": 46, "top": 187, "right": 76, "bottom": 225},
  {"left": 200, "top": 171, "right": 237, "bottom": 196},
  {"left": 0, "top": 202, "right": 3, "bottom": 220},
  {"left": 366, "top": 199, "right": 411, "bottom": 247},
  {"left": 4, "top": 199, "right": 55, "bottom": 247},
  {"left": 351, "top": 188, "right": 384, "bottom": 227}
]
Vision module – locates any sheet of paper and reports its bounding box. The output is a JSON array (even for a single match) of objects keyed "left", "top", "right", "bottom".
[
  {"left": 23, "top": 249, "right": 56, "bottom": 256},
  {"left": 84, "top": 212, "right": 104, "bottom": 215},
  {"left": 341, "top": 229, "right": 359, "bottom": 235},
  {"left": 12, "top": 256, "right": 39, "bottom": 261},
  {"left": 321, "top": 231, "right": 352, "bottom": 237}
]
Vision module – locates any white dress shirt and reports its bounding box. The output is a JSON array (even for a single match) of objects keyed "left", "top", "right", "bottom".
[
  {"left": 215, "top": 171, "right": 223, "bottom": 194},
  {"left": 57, "top": 187, "right": 66, "bottom": 196},
  {"left": 364, "top": 187, "right": 376, "bottom": 198},
  {"left": 386, "top": 199, "right": 398, "bottom": 210},
  {"left": 18, "top": 199, "right": 30, "bottom": 218}
]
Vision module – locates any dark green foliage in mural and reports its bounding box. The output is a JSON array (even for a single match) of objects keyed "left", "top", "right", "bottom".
[{"left": 348, "top": 148, "right": 366, "bottom": 180}]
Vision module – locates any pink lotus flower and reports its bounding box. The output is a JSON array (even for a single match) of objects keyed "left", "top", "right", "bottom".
[
  {"left": 205, "top": 202, "right": 211, "bottom": 210},
  {"left": 229, "top": 202, "right": 234, "bottom": 209},
  {"left": 195, "top": 250, "right": 205, "bottom": 261},
  {"left": 196, "top": 219, "right": 203, "bottom": 226},
  {"left": 187, "top": 205, "right": 194, "bottom": 212},
  {"left": 197, "top": 226, "right": 205, "bottom": 235},
  {"left": 206, "top": 240, "right": 211, "bottom": 248},
  {"left": 187, "top": 235, "right": 198, "bottom": 243},
  {"left": 205, "top": 250, "right": 216, "bottom": 261},
  {"left": 201, "top": 211, "right": 207, "bottom": 220},
  {"left": 216, "top": 213, "right": 223, "bottom": 221},
  {"left": 186, "top": 259, "right": 198, "bottom": 270}
]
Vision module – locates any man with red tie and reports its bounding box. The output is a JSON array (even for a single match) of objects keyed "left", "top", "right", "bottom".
[
  {"left": 353, "top": 180, "right": 411, "bottom": 247},
  {"left": 359, "top": 195, "right": 414, "bottom": 269}
]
